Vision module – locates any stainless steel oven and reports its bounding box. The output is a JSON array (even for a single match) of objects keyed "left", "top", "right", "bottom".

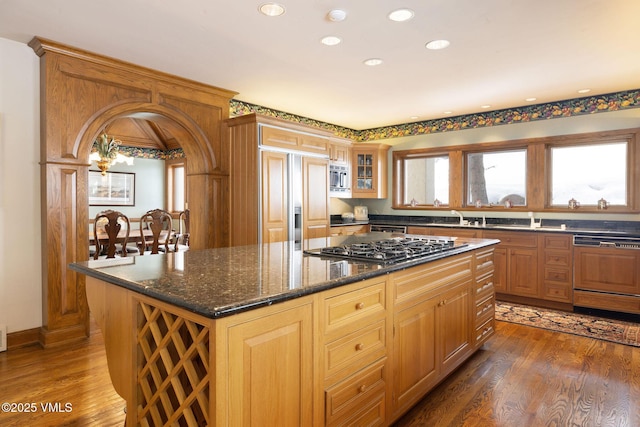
[{"left": 329, "top": 164, "right": 351, "bottom": 198}]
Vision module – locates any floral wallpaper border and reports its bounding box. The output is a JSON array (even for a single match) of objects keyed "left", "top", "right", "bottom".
[{"left": 230, "top": 89, "right": 640, "bottom": 142}]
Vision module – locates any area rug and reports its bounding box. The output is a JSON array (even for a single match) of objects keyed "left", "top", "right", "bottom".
[{"left": 495, "top": 301, "right": 640, "bottom": 347}]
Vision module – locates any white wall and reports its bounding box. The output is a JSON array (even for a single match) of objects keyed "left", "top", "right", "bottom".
[
  {"left": 0, "top": 38, "right": 42, "bottom": 334},
  {"left": 88, "top": 158, "right": 166, "bottom": 220}
]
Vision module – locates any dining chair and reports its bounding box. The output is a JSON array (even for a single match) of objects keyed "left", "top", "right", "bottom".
[
  {"left": 174, "top": 209, "right": 190, "bottom": 251},
  {"left": 93, "top": 210, "right": 138, "bottom": 259},
  {"left": 139, "top": 209, "right": 173, "bottom": 255}
]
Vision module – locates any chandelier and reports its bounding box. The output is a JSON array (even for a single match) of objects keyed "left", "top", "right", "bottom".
[{"left": 90, "top": 133, "right": 133, "bottom": 175}]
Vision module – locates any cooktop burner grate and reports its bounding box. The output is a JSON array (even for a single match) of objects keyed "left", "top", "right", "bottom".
[{"left": 306, "top": 237, "right": 464, "bottom": 264}]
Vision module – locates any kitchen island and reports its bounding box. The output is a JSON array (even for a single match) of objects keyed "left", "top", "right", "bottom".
[{"left": 70, "top": 232, "right": 498, "bottom": 426}]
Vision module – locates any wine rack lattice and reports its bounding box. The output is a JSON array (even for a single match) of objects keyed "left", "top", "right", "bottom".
[{"left": 136, "top": 301, "right": 210, "bottom": 426}]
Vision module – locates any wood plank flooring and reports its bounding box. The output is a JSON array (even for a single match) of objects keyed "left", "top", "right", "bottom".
[{"left": 1, "top": 319, "right": 639, "bottom": 426}]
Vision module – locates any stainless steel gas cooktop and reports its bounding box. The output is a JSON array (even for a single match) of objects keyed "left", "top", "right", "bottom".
[{"left": 304, "top": 236, "right": 465, "bottom": 265}]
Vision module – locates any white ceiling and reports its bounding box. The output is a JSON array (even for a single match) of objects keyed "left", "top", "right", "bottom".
[{"left": 2, "top": 0, "right": 640, "bottom": 130}]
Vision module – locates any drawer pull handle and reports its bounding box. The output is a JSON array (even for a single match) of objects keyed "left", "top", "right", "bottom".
[
  {"left": 355, "top": 302, "right": 365, "bottom": 310},
  {"left": 355, "top": 343, "right": 364, "bottom": 351},
  {"left": 358, "top": 385, "right": 367, "bottom": 393}
]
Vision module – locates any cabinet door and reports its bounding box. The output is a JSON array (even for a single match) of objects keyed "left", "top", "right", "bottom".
[
  {"left": 574, "top": 247, "right": 640, "bottom": 294},
  {"left": 262, "top": 151, "right": 288, "bottom": 243},
  {"left": 226, "top": 301, "right": 314, "bottom": 427},
  {"left": 303, "top": 156, "right": 329, "bottom": 240},
  {"left": 392, "top": 296, "right": 438, "bottom": 416},
  {"left": 492, "top": 247, "right": 508, "bottom": 294},
  {"left": 351, "top": 144, "right": 389, "bottom": 199},
  {"left": 438, "top": 281, "right": 472, "bottom": 375},
  {"left": 509, "top": 248, "right": 539, "bottom": 297}
]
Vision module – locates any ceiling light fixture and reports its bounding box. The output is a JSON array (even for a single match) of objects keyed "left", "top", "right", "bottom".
[
  {"left": 525, "top": 97, "right": 537, "bottom": 102},
  {"left": 327, "top": 9, "right": 347, "bottom": 22},
  {"left": 577, "top": 88, "right": 591, "bottom": 94},
  {"left": 443, "top": 111, "right": 453, "bottom": 115},
  {"left": 425, "top": 39, "right": 450, "bottom": 50},
  {"left": 321, "top": 36, "right": 341, "bottom": 46},
  {"left": 480, "top": 105, "right": 491, "bottom": 109},
  {"left": 363, "top": 58, "right": 383, "bottom": 66},
  {"left": 259, "top": 3, "right": 285, "bottom": 17},
  {"left": 388, "top": 8, "right": 415, "bottom": 22}
]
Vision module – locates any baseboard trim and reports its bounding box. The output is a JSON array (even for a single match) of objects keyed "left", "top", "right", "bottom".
[{"left": 7, "top": 327, "right": 41, "bottom": 350}]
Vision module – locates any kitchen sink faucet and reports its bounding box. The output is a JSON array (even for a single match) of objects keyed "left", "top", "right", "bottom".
[{"left": 451, "top": 210, "right": 468, "bottom": 226}]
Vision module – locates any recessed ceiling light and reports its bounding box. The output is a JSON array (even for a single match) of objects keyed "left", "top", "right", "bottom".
[
  {"left": 443, "top": 111, "right": 453, "bottom": 115},
  {"left": 327, "top": 9, "right": 347, "bottom": 22},
  {"left": 363, "top": 58, "right": 383, "bottom": 66},
  {"left": 321, "top": 36, "right": 341, "bottom": 46},
  {"left": 410, "top": 116, "right": 419, "bottom": 120},
  {"left": 525, "top": 97, "right": 537, "bottom": 102},
  {"left": 577, "top": 88, "right": 591, "bottom": 94},
  {"left": 425, "top": 39, "right": 450, "bottom": 50},
  {"left": 480, "top": 105, "right": 491, "bottom": 109},
  {"left": 259, "top": 3, "right": 285, "bottom": 17},
  {"left": 388, "top": 8, "right": 414, "bottom": 22}
]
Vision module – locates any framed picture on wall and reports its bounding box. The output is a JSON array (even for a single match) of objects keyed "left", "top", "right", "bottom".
[{"left": 88, "top": 170, "right": 136, "bottom": 206}]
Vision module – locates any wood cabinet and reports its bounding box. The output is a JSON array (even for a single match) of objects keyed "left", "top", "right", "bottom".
[
  {"left": 540, "top": 234, "right": 573, "bottom": 303},
  {"left": 227, "top": 114, "right": 335, "bottom": 246},
  {"left": 320, "top": 277, "right": 388, "bottom": 426},
  {"left": 329, "top": 137, "right": 351, "bottom": 166},
  {"left": 352, "top": 143, "right": 390, "bottom": 198},
  {"left": 482, "top": 230, "right": 539, "bottom": 299},
  {"left": 389, "top": 254, "right": 475, "bottom": 420},
  {"left": 330, "top": 224, "right": 369, "bottom": 236},
  {"left": 574, "top": 245, "right": 640, "bottom": 314},
  {"left": 220, "top": 296, "right": 316, "bottom": 427}
]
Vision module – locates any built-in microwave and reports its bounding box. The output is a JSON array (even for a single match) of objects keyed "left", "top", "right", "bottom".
[{"left": 329, "top": 164, "right": 351, "bottom": 198}]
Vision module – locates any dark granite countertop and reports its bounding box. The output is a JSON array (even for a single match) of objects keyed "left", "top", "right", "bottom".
[
  {"left": 69, "top": 232, "right": 498, "bottom": 320},
  {"left": 365, "top": 215, "right": 640, "bottom": 237}
]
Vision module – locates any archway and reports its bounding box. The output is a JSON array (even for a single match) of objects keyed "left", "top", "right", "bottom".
[{"left": 30, "top": 37, "right": 237, "bottom": 347}]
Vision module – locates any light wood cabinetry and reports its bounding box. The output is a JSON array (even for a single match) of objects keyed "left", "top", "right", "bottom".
[
  {"left": 261, "top": 150, "right": 288, "bottom": 243},
  {"left": 220, "top": 296, "right": 316, "bottom": 427},
  {"left": 329, "top": 137, "right": 351, "bottom": 166},
  {"left": 330, "top": 224, "right": 369, "bottom": 236},
  {"left": 320, "top": 277, "right": 388, "bottom": 426},
  {"left": 574, "top": 245, "right": 640, "bottom": 314},
  {"left": 227, "top": 114, "right": 334, "bottom": 246},
  {"left": 304, "top": 157, "right": 330, "bottom": 239},
  {"left": 482, "top": 230, "right": 539, "bottom": 299},
  {"left": 352, "top": 143, "right": 390, "bottom": 198},
  {"left": 389, "top": 254, "right": 475, "bottom": 420}
]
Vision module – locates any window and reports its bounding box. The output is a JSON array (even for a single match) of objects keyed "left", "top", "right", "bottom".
[
  {"left": 391, "top": 128, "right": 639, "bottom": 212},
  {"left": 549, "top": 142, "right": 627, "bottom": 207},
  {"left": 466, "top": 149, "right": 527, "bottom": 207},
  {"left": 166, "top": 159, "right": 186, "bottom": 213},
  {"left": 403, "top": 155, "right": 449, "bottom": 205}
]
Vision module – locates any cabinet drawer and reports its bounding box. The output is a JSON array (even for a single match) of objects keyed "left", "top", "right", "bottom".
[
  {"left": 475, "top": 248, "right": 495, "bottom": 274},
  {"left": 475, "top": 294, "right": 495, "bottom": 325},
  {"left": 325, "top": 359, "right": 386, "bottom": 426},
  {"left": 544, "top": 252, "right": 571, "bottom": 267},
  {"left": 542, "top": 234, "right": 571, "bottom": 251},
  {"left": 475, "top": 317, "right": 495, "bottom": 345},
  {"left": 475, "top": 271, "right": 495, "bottom": 299},
  {"left": 324, "top": 320, "right": 386, "bottom": 382},
  {"left": 393, "top": 254, "right": 472, "bottom": 305},
  {"left": 543, "top": 282, "right": 572, "bottom": 303},
  {"left": 482, "top": 231, "right": 537, "bottom": 247},
  {"left": 574, "top": 290, "right": 640, "bottom": 315},
  {"left": 322, "top": 281, "right": 386, "bottom": 338},
  {"left": 544, "top": 266, "right": 571, "bottom": 284}
]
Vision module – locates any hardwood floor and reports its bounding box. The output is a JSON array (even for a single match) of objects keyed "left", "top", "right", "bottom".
[{"left": 0, "top": 320, "right": 638, "bottom": 426}]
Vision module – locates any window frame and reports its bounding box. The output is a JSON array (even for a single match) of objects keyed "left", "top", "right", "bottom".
[
  {"left": 392, "top": 127, "right": 640, "bottom": 213},
  {"left": 165, "top": 158, "right": 187, "bottom": 215}
]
